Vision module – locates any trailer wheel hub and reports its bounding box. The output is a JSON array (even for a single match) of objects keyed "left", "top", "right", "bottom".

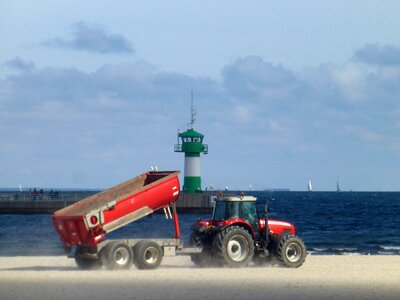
[
  {"left": 114, "top": 247, "right": 130, "bottom": 266},
  {"left": 143, "top": 246, "right": 159, "bottom": 264}
]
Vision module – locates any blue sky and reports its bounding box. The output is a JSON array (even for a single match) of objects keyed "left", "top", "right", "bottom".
[{"left": 1, "top": 1, "right": 400, "bottom": 191}]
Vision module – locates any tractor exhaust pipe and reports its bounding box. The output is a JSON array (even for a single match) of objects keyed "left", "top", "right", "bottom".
[{"left": 263, "top": 201, "right": 270, "bottom": 253}]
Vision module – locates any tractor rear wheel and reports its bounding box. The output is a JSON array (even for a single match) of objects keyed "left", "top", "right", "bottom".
[
  {"left": 189, "top": 231, "right": 213, "bottom": 267},
  {"left": 276, "top": 235, "right": 307, "bottom": 268},
  {"left": 101, "top": 241, "right": 133, "bottom": 270},
  {"left": 212, "top": 226, "right": 254, "bottom": 268},
  {"left": 133, "top": 240, "right": 163, "bottom": 270}
]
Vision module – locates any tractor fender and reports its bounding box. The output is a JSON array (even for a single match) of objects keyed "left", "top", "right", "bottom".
[
  {"left": 271, "top": 229, "right": 292, "bottom": 243},
  {"left": 268, "top": 229, "right": 292, "bottom": 254},
  {"left": 268, "top": 220, "right": 295, "bottom": 236},
  {"left": 213, "top": 220, "right": 255, "bottom": 238},
  {"left": 192, "top": 220, "right": 212, "bottom": 232}
]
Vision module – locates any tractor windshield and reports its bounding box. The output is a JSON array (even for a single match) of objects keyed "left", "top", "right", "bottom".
[
  {"left": 213, "top": 201, "right": 226, "bottom": 221},
  {"left": 227, "top": 202, "right": 240, "bottom": 219},
  {"left": 241, "top": 201, "right": 258, "bottom": 225},
  {"left": 213, "top": 201, "right": 240, "bottom": 221}
]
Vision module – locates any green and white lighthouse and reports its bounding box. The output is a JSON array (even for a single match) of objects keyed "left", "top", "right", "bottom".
[{"left": 174, "top": 98, "right": 208, "bottom": 193}]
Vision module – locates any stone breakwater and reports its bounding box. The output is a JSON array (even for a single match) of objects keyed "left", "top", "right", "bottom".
[{"left": 0, "top": 191, "right": 217, "bottom": 214}]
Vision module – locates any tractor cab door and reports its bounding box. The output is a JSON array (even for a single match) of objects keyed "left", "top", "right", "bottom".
[{"left": 241, "top": 202, "right": 260, "bottom": 240}]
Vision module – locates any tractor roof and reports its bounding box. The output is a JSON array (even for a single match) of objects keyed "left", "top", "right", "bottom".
[{"left": 219, "top": 196, "right": 257, "bottom": 202}]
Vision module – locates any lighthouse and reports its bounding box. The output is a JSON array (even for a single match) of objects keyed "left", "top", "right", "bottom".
[{"left": 174, "top": 96, "right": 208, "bottom": 193}]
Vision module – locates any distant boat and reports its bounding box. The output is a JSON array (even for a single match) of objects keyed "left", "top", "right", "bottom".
[
  {"left": 336, "top": 180, "right": 341, "bottom": 192},
  {"left": 308, "top": 180, "right": 313, "bottom": 192}
]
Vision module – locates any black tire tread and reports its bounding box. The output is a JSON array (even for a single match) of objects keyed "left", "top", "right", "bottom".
[
  {"left": 133, "top": 240, "right": 163, "bottom": 270},
  {"left": 74, "top": 247, "right": 102, "bottom": 270},
  {"left": 75, "top": 255, "right": 102, "bottom": 270},
  {"left": 212, "top": 225, "right": 255, "bottom": 268},
  {"left": 100, "top": 241, "right": 133, "bottom": 270},
  {"left": 276, "top": 235, "right": 307, "bottom": 268}
]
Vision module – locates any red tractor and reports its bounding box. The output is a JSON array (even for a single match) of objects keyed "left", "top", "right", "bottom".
[{"left": 190, "top": 194, "right": 307, "bottom": 268}]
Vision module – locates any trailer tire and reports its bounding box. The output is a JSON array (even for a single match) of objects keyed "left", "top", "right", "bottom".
[
  {"left": 74, "top": 248, "right": 102, "bottom": 270},
  {"left": 133, "top": 240, "right": 163, "bottom": 270},
  {"left": 212, "top": 226, "right": 254, "bottom": 268},
  {"left": 101, "top": 241, "right": 133, "bottom": 270},
  {"left": 276, "top": 235, "right": 307, "bottom": 268}
]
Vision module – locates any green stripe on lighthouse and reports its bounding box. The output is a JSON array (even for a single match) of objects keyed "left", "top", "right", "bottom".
[{"left": 183, "top": 176, "right": 202, "bottom": 193}]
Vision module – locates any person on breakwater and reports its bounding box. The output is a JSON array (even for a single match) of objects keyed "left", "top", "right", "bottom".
[
  {"left": 31, "top": 188, "right": 38, "bottom": 201},
  {"left": 48, "top": 190, "right": 60, "bottom": 199}
]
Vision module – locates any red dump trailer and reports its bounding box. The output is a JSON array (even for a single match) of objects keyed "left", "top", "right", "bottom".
[{"left": 52, "top": 171, "right": 192, "bottom": 270}]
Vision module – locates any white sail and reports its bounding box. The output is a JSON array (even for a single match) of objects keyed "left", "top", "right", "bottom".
[{"left": 308, "top": 180, "right": 313, "bottom": 192}]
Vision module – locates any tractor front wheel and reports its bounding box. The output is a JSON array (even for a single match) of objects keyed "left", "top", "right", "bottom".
[
  {"left": 276, "top": 235, "right": 307, "bottom": 268},
  {"left": 212, "top": 226, "right": 254, "bottom": 268}
]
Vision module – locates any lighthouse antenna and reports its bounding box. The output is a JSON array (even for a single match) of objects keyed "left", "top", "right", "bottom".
[{"left": 190, "top": 90, "right": 196, "bottom": 129}]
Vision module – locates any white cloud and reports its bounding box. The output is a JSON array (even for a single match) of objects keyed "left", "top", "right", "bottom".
[
  {"left": 222, "top": 56, "right": 298, "bottom": 102},
  {"left": 266, "top": 119, "right": 285, "bottom": 132},
  {"left": 1, "top": 46, "right": 400, "bottom": 189},
  {"left": 344, "top": 126, "right": 382, "bottom": 142},
  {"left": 43, "top": 22, "right": 134, "bottom": 55},
  {"left": 3, "top": 57, "right": 35, "bottom": 72},
  {"left": 331, "top": 62, "right": 367, "bottom": 102},
  {"left": 233, "top": 104, "right": 252, "bottom": 123},
  {"left": 355, "top": 43, "right": 400, "bottom": 66}
]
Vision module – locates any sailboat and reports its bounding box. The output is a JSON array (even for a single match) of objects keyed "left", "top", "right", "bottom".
[
  {"left": 336, "top": 180, "right": 341, "bottom": 192},
  {"left": 308, "top": 180, "right": 313, "bottom": 192}
]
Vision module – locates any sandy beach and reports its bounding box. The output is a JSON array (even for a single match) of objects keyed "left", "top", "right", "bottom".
[{"left": 0, "top": 255, "right": 399, "bottom": 300}]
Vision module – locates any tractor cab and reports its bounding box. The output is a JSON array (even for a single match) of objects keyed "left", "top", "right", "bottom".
[
  {"left": 212, "top": 195, "right": 262, "bottom": 240},
  {"left": 213, "top": 196, "right": 257, "bottom": 221}
]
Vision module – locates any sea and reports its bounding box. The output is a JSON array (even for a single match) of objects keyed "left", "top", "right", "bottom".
[{"left": 0, "top": 191, "right": 399, "bottom": 256}]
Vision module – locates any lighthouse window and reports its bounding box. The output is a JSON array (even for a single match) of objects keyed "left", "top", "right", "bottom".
[{"left": 182, "top": 137, "right": 203, "bottom": 142}]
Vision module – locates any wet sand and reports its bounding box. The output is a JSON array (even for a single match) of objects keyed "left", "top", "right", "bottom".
[{"left": 1, "top": 255, "right": 400, "bottom": 300}]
